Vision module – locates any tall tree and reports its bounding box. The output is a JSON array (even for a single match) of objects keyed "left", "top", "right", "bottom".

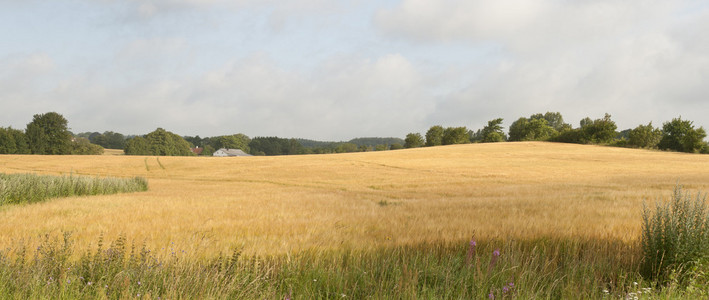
[
  {"left": 124, "top": 136, "right": 150, "bottom": 155},
  {"left": 124, "top": 128, "right": 194, "bottom": 156},
  {"left": 508, "top": 116, "right": 556, "bottom": 141},
  {"left": 628, "top": 122, "right": 662, "bottom": 149},
  {"left": 481, "top": 118, "right": 505, "bottom": 143},
  {"left": 442, "top": 127, "right": 469, "bottom": 145},
  {"left": 579, "top": 113, "right": 617, "bottom": 144},
  {"left": 71, "top": 137, "right": 104, "bottom": 155},
  {"left": 658, "top": 117, "right": 707, "bottom": 153},
  {"left": 0, "top": 127, "right": 30, "bottom": 154},
  {"left": 425, "top": 125, "right": 444, "bottom": 146},
  {"left": 404, "top": 133, "right": 424, "bottom": 148},
  {"left": 214, "top": 134, "right": 251, "bottom": 153},
  {"left": 25, "top": 112, "right": 72, "bottom": 154}
]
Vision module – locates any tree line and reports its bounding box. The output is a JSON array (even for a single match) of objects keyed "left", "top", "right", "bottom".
[
  {"left": 2, "top": 111, "right": 706, "bottom": 156},
  {"left": 0, "top": 112, "right": 103, "bottom": 155},
  {"left": 404, "top": 112, "right": 708, "bottom": 153}
]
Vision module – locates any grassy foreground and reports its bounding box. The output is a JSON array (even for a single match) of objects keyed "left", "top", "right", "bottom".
[{"left": 0, "top": 234, "right": 653, "bottom": 299}]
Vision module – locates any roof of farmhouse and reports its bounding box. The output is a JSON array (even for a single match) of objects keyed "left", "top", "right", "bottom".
[{"left": 214, "top": 148, "right": 252, "bottom": 156}]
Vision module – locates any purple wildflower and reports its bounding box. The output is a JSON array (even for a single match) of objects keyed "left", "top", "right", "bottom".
[
  {"left": 467, "top": 239, "right": 477, "bottom": 267},
  {"left": 488, "top": 249, "right": 500, "bottom": 273},
  {"left": 488, "top": 291, "right": 495, "bottom": 299}
]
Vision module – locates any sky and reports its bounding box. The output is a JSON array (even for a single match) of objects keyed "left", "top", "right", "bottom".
[{"left": 1, "top": 0, "right": 709, "bottom": 141}]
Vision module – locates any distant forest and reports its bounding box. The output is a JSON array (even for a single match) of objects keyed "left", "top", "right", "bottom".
[{"left": 1, "top": 111, "right": 707, "bottom": 156}]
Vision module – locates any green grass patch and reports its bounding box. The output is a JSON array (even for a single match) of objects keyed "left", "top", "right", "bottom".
[
  {"left": 2, "top": 233, "right": 700, "bottom": 299},
  {"left": 0, "top": 173, "right": 148, "bottom": 205}
]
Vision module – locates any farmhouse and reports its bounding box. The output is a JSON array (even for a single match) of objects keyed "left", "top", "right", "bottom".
[
  {"left": 213, "top": 148, "right": 252, "bottom": 157},
  {"left": 190, "top": 146, "right": 203, "bottom": 155}
]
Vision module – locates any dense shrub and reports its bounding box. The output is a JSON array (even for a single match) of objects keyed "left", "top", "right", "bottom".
[
  {"left": 641, "top": 186, "right": 709, "bottom": 282},
  {"left": 124, "top": 128, "right": 194, "bottom": 156}
]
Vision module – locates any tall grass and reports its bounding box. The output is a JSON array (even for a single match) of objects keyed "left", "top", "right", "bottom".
[
  {"left": 0, "top": 233, "right": 655, "bottom": 299},
  {"left": 0, "top": 173, "right": 148, "bottom": 205},
  {"left": 641, "top": 186, "right": 709, "bottom": 283}
]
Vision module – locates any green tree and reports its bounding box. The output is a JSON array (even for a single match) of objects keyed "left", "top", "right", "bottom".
[
  {"left": 214, "top": 134, "right": 251, "bottom": 153},
  {"left": 481, "top": 118, "right": 505, "bottom": 143},
  {"left": 552, "top": 128, "right": 584, "bottom": 144},
  {"left": 203, "top": 145, "right": 216, "bottom": 156},
  {"left": 579, "top": 117, "right": 593, "bottom": 128},
  {"left": 103, "top": 131, "right": 126, "bottom": 149},
  {"left": 0, "top": 127, "right": 18, "bottom": 154},
  {"left": 146, "top": 128, "right": 194, "bottom": 156},
  {"left": 124, "top": 136, "right": 150, "bottom": 155},
  {"left": 389, "top": 143, "right": 403, "bottom": 150},
  {"left": 0, "top": 127, "right": 30, "bottom": 154},
  {"left": 508, "top": 117, "right": 556, "bottom": 141},
  {"left": 249, "top": 137, "right": 303, "bottom": 155},
  {"left": 335, "top": 142, "right": 359, "bottom": 153},
  {"left": 425, "top": 125, "right": 444, "bottom": 146},
  {"left": 525, "top": 118, "right": 556, "bottom": 141},
  {"left": 658, "top": 117, "right": 708, "bottom": 153},
  {"left": 508, "top": 117, "right": 529, "bottom": 141},
  {"left": 25, "top": 112, "right": 72, "bottom": 154},
  {"left": 628, "top": 122, "right": 662, "bottom": 149},
  {"left": 533, "top": 112, "right": 568, "bottom": 131},
  {"left": 404, "top": 133, "right": 424, "bottom": 148},
  {"left": 124, "top": 128, "right": 194, "bottom": 156},
  {"left": 442, "top": 127, "right": 469, "bottom": 145},
  {"left": 580, "top": 113, "right": 617, "bottom": 144},
  {"left": 71, "top": 137, "right": 104, "bottom": 155}
]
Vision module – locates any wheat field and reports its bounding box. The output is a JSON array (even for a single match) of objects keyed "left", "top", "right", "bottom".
[{"left": 1, "top": 142, "right": 709, "bottom": 258}]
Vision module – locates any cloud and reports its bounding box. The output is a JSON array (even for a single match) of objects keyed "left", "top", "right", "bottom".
[
  {"left": 0, "top": 53, "right": 57, "bottom": 126},
  {"left": 181, "top": 52, "right": 433, "bottom": 140},
  {"left": 376, "top": 0, "right": 709, "bottom": 130},
  {"left": 6, "top": 52, "right": 431, "bottom": 140},
  {"left": 375, "top": 0, "right": 674, "bottom": 52}
]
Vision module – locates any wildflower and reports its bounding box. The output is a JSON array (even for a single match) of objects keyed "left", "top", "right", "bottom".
[
  {"left": 488, "top": 249, "right": 500, "bottom": 273},
  {"left": 502, "top": 286, "right": 510, "bottom": 293},
  {"left": 138, "top": 281, "right": 141, "bottom": 285},
  {"left": 488, "top": 291, "right": 494, "bottom": 299},
  {"left": 467, "top": 239, "right": 477, "bottom": 267},
  {"left": 87, "top": 282, "right": 93, "bottom": 286}
]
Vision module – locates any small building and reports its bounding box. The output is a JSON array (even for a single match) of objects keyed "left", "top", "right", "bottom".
[
  {"left": 190, "top": 146, "right": 204, "bottom": 156},
  {"left": 213, "top": 148, "right": 252, "bottom": 157}
]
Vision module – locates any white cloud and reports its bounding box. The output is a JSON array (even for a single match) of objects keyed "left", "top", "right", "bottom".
[
  {"left": 7, "top": 51, "right": 431, "bottom": 140},
  {"left": 181, "top": 52, "right": 432, "bottom": 139},
  {"left": 377, "top": 0, "right": 709, "bottom": 130}
]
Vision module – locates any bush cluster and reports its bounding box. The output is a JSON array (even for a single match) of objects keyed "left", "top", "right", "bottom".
[{"left": 641, "top": 186, "right": 709, "bottom": 282}]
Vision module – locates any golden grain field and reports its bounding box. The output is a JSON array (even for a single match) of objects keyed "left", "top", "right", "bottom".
[{"left": 2, "top": 142, "right": 709, "bottom": 258}]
